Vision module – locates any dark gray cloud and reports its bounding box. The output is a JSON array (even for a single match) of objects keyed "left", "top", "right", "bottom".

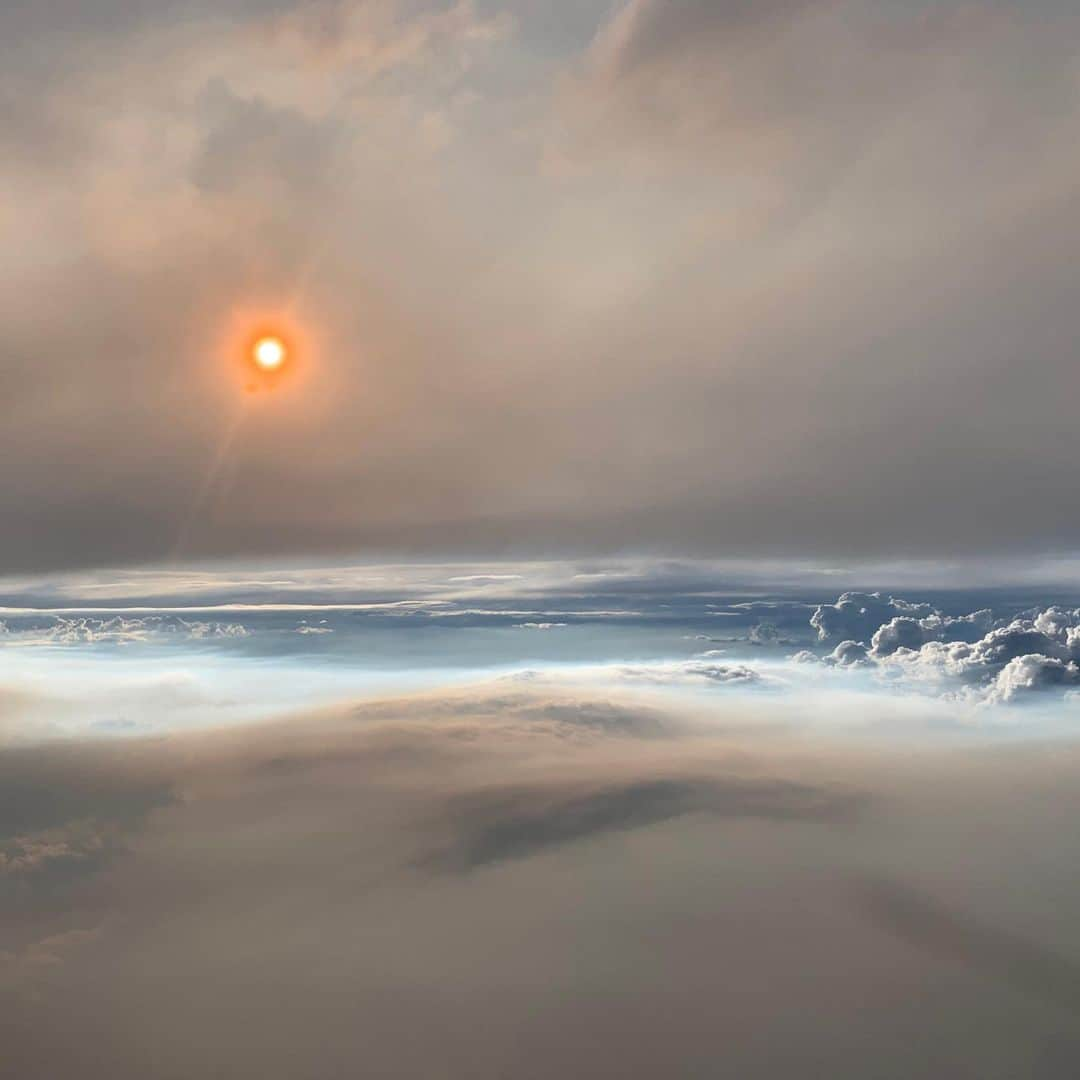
[
  {"left": 858, "top": 877, "right": 1080, "bottom": 1018},
  {"left": 594, "top": 0, "right": 814, "bottom": 80},
  {"left": 0, "top": 744, "right": 173, "bottom": 843},
  {"left": 191, "top": 79, "right": 342, "bottom": 199},
  {"left": 424, "top": 772, "right": 859, "bottom": 870}
]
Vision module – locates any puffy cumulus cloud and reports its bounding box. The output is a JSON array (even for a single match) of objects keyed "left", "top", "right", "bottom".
[
  {"left": 811, "top": 593, "right": 934, "bottom": 645},
  {"left": 811, "top": 593, "right": 995, "bottom": 660},
  {"left": 828, "top": 641, "right": 871, "bottom": 668},
  {"left": 801, "top": 593, "right": 1080, "bottom": 703},
  {"left": 989, "top": 655, "right": 1080, "bottom": 705},
  {"left": 878, "top": 627, "right": 1080, "bottom": 705},
  {"left": 1032, "top": 606, "right": 1080, "bottom": 641},
  {"left": 869, "top": 610, "right": 996, "bottom": 658}
]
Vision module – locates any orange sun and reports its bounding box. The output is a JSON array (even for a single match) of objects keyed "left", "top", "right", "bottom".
[
  {"left": 252, "top": 335, "right": 287, "bottom": 372},
  {"left": 223, "top": 309, "right": 313, "bottom": 398}
]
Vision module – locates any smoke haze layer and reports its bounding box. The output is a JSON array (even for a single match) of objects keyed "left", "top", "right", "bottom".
[{"left": 4, "top": 683, "right": 1080, "bottom": 1078}]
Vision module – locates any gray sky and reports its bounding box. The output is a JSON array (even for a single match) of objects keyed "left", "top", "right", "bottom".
[{"left": 4, "top": 0, "right": 1080, "bottom": 573}]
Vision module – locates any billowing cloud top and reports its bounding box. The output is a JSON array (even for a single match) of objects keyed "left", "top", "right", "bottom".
[
  {"left": 804, "top": 590, "right": 1080, "bottom": 703},
  {"left": 4, "top": 0, "right": 1080, "bottom": 571}
]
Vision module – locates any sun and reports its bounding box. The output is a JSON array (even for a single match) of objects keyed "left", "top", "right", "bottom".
[
  {"left": 252, "top": 335, "right": 287, "bottom": 372},
  {"left": 224, "top": 311, "right": 312, "bottom": 397}
]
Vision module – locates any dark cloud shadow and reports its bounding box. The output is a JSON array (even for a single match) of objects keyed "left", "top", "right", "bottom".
[
  {"left": 423, "top": 773, "right": 864, "bottom": 872},
  {"left": 0, "top": 743, "right": 174, "bottom": 905},
  {"left": 857, "top": 877, "right": 1080, "bottom": 1019}
]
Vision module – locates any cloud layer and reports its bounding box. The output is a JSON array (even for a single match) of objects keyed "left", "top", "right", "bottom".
[
  {"left": 7, "top": 562, "right": 1080, "bottom": 730},
  {"left": 3, "top": 683, "right": 1080, "bottom": 1076}
]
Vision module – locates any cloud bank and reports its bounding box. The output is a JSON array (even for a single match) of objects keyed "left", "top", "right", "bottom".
[
  {"left": 804, "top": 592, "right": 1080, "bottom": 703},
  {"left": 3, "top": 684, "right": 1080, "bottom": 1076}
]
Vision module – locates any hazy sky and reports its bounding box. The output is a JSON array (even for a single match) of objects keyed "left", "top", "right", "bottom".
[
  {"left": 5, "top": 683, "right": 1080, "bottom": 1078},
  {"left": 10, "top": 11, "right": 1080, "bottom": 1073},
  {"left": 4, "top": 0, "right": 1080, "bottom": 572}
]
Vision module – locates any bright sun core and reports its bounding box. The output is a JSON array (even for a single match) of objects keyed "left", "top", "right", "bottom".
[{"left": 252, "top": 336, "right": 287, "bottom": 372}]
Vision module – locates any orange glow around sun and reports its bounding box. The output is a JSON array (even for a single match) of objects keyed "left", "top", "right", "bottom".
[
  {"left": 252, "top": 335, "right": 287, "bottom": 372},
  {"left": 219, "top": 308, "right": 316, "bottom": 399}
]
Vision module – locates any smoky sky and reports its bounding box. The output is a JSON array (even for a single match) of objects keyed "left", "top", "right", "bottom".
[
  {"left": 4, "top": 0, "right": 1080, "bottom": 572},
  {"left": 4, "top": 687, "right": 1080, "bottom": 1077}
]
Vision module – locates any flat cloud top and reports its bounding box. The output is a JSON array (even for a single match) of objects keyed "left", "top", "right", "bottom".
[{"left": 3, "top": 683, "right": 1080, "bottom": 1076}]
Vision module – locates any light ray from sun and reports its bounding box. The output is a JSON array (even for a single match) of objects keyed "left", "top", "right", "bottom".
[{"left": 169, "top": 405, "right": 250, "bottom": 564}]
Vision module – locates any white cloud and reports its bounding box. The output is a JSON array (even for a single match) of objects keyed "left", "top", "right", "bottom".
[
  {"left": 810, "top": 593, "right": 934, "bottom": 644},
  {"left": 0, "top": 616, "right": 248, "bottom": 647},
  {"left": 801, "top": 594, "right": 1080, "bottom": 705},
  {"left": 618, "top": 659, "right": 767, "bottom": 689}
]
